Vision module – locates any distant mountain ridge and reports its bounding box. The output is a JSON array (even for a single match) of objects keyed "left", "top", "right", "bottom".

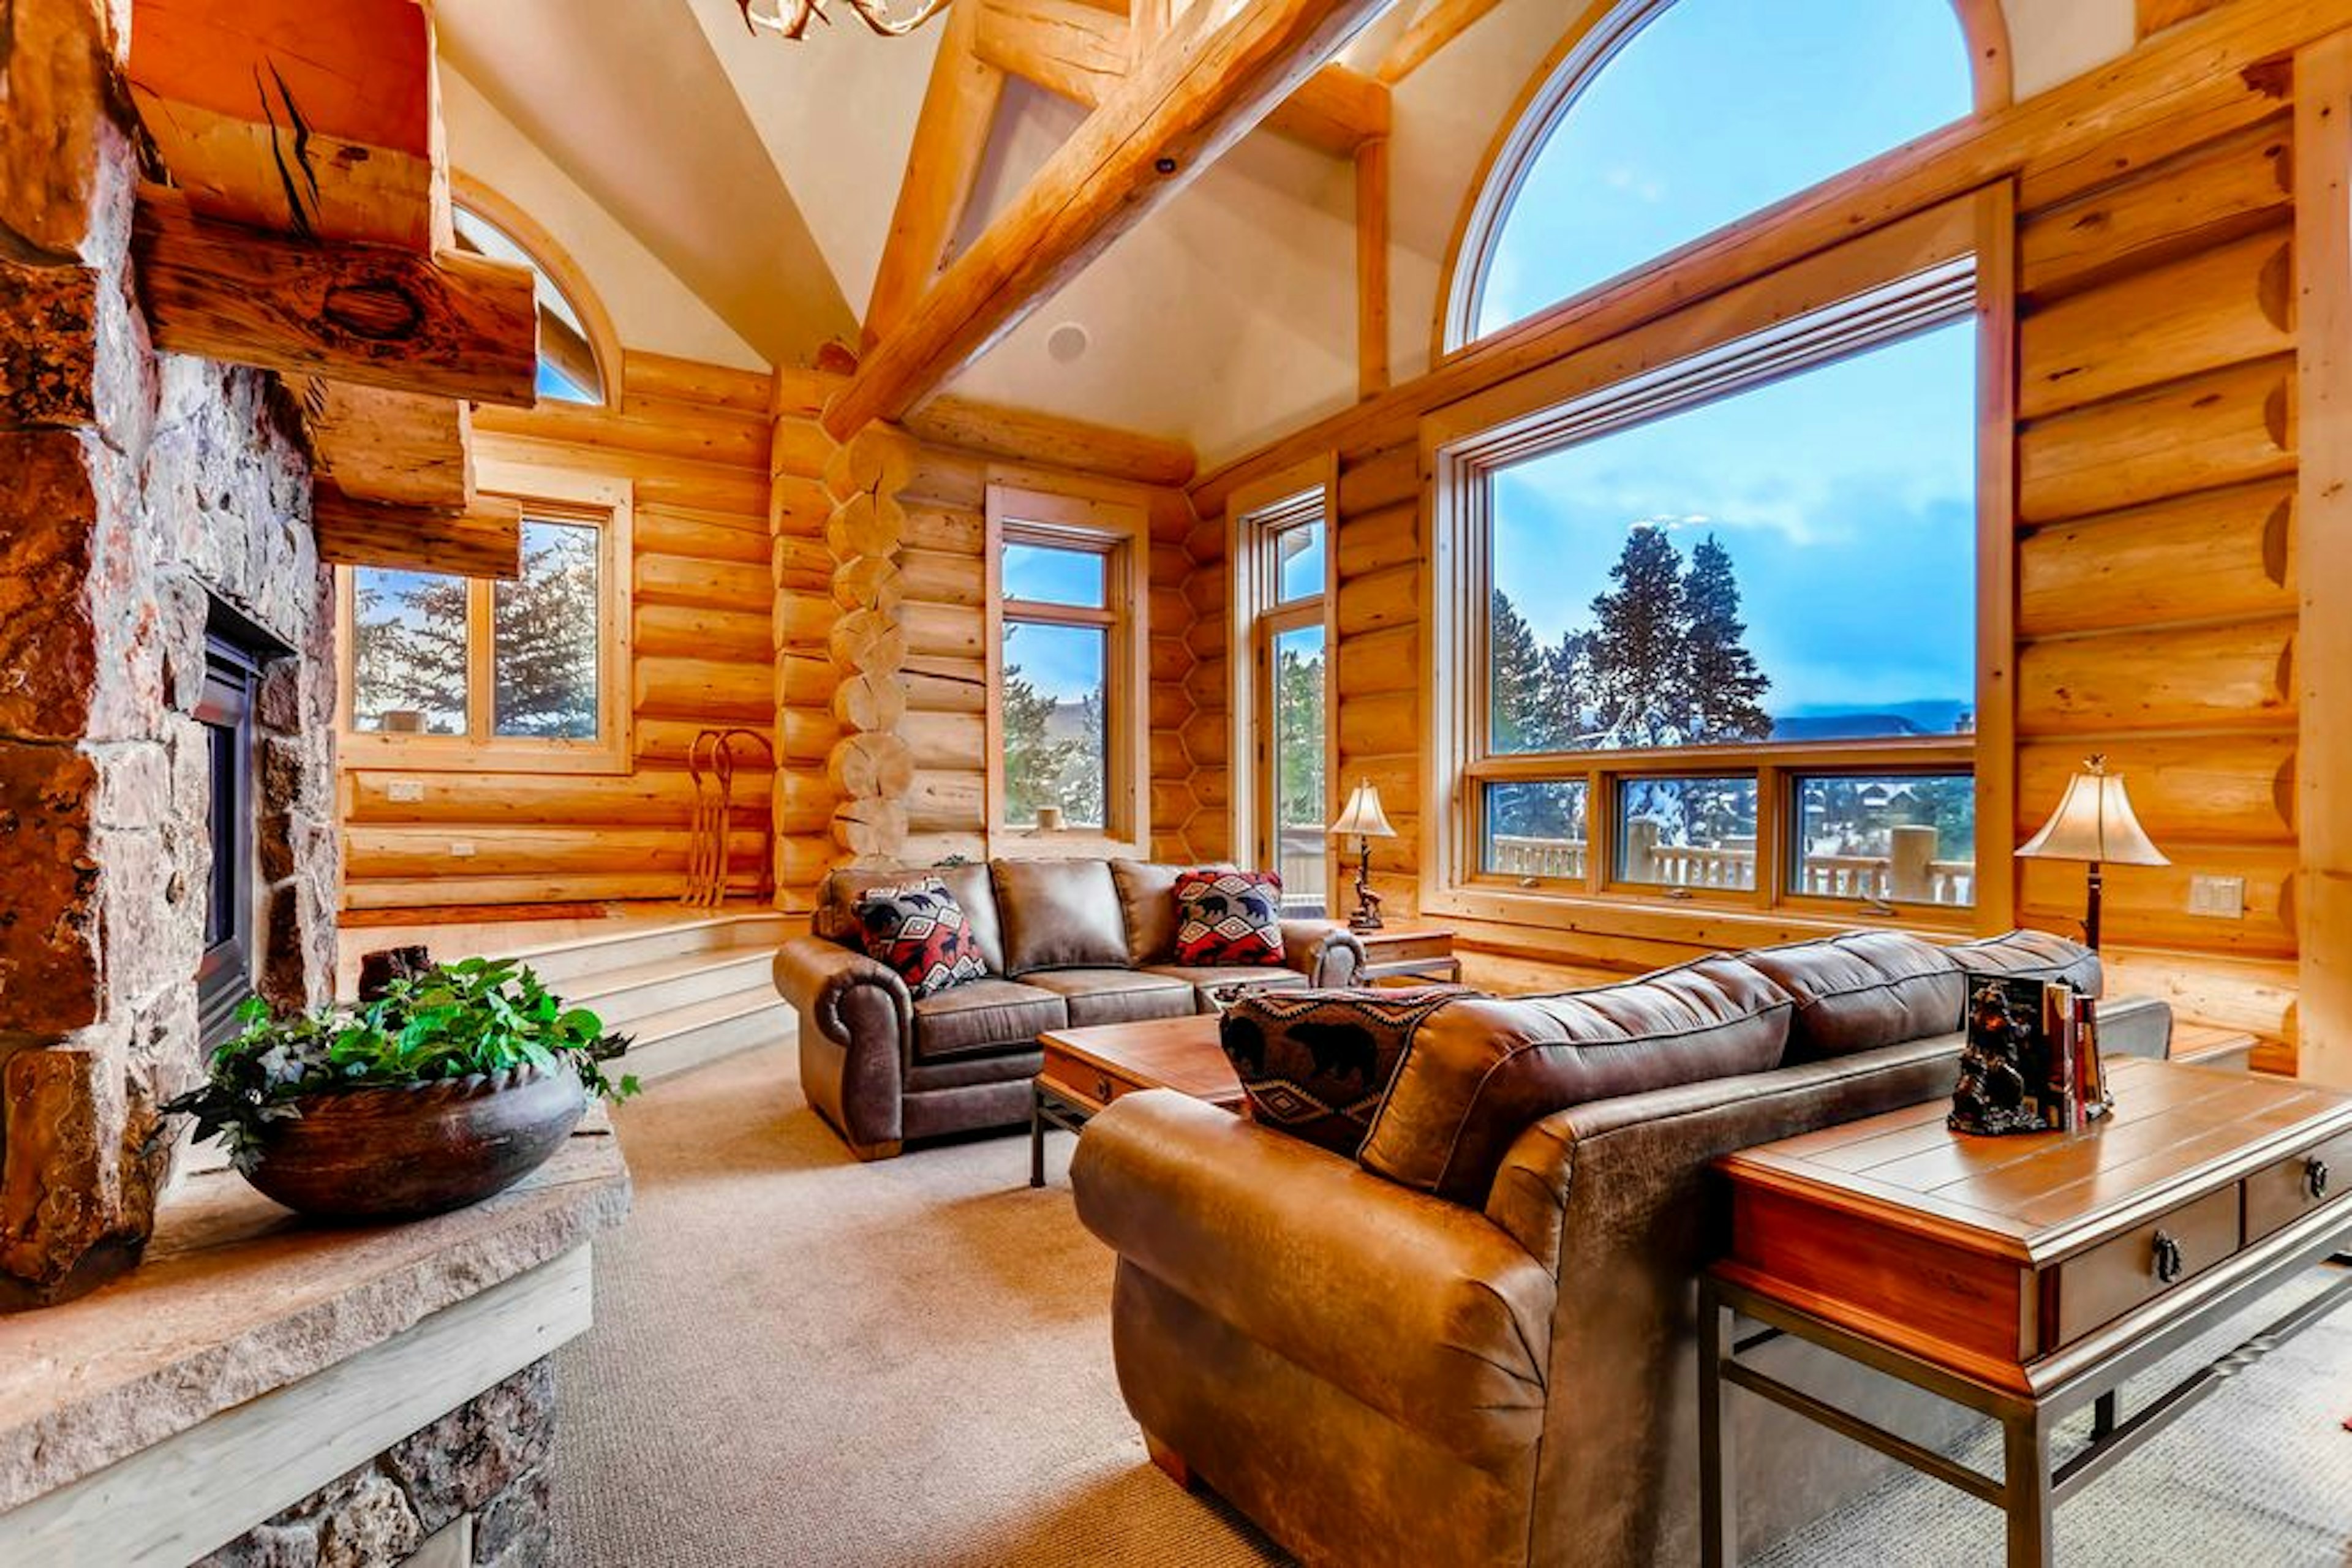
[{"left": 1770, "top": 698, "right": 1972, "bottom": 742}]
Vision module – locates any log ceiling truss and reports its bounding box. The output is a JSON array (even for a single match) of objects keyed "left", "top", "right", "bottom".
[
  {"left": 124, "top": 0, "right": 538, "bottom": 578},
  {"left": 843, "top": 0, "right": 1401, "bottom": 438}
]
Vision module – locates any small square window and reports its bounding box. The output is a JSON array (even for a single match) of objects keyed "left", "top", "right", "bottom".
[
  {"left": 1275, "top": 521, "right": 1325, "bottom": 604},
  {"left": 1616, "top": 777, "right": 1758, "bottom": 891},
  {"left": 1792, "top": 774, "right": 1975, "bottom": 907},
  {"left": 1003, "top": 540, "right": 1107, "bottom": 608},
  {"left": 1482, "top": 780, "right": 1590, "bottom": 879}
]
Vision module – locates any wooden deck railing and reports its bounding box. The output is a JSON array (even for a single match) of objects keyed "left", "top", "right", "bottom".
[{"left": 1489, "top": 821, "right": 1972, "bottom": 907}]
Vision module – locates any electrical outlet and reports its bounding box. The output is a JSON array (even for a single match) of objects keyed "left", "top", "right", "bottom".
[
  {"left": 449, "top": 840, "right": 476, "bottom": 859},
  {"left": 387, "top": 780, "right": 425, "bottom": 804},
  {"left": 2187, "top": 875, "right": 2245, "bottom": 919}
]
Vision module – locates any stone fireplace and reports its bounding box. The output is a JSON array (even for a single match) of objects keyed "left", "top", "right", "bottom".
[{"left": 0, "top": 0, "right": 338, "bottom": 1310}]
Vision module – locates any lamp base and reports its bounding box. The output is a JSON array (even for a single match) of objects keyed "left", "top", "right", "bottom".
[
  {"left": 1346, "top": 835, "right": 1385, "bottom": 932},
  {"left": 1348, "top": 908, "right": 1385, "bottom": 933}
]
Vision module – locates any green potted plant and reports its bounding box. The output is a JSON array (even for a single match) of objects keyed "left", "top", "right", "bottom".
[{"left": 165, "top": 958, "right": 641, "bottom": 1221}]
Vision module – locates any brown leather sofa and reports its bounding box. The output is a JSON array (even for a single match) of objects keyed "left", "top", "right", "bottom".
[
  {"left": 1072, "top": 935, "right": 2169, "bottom": 1568},
  {"left": 772, "top": 858, "right": 1366, "bottom": 1160}
]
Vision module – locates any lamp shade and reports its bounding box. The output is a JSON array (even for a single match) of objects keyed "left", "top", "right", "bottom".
[
  {"left": 2016, "top": 758, "right": 2169, "bottom": 867},
  {"left": 1328, "top": 780, "right": 1396, "bottom": 840}
]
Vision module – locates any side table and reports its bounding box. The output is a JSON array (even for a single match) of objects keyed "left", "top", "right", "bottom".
[
  {"left": 1700, "top": 1057, "right": 2352, "bottom": 1566},
  {"left": 1354, "top": 926, "right": 1460, "bottom": 986}
]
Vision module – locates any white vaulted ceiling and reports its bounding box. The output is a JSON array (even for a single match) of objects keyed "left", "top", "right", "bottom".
[{"left": 434, "top": 0, "right": 2140, "bottom": 462}]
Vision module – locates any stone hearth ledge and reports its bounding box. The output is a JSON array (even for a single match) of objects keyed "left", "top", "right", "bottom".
[{"left": 0, "top": 1113, "right": 630, "bottom": 1513}]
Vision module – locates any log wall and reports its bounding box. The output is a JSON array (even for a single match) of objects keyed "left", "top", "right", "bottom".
[
  {"left": 768, "top": 394, "right": 1210, "bottom": 915},
  {"left": 1190, "top": 36, "right": 2318, "bottom": 1069},
  {"left": 337, "top": 351, "right": 796, "bottom": 910}
]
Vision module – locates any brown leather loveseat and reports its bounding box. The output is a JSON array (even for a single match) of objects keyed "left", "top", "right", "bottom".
[
  {"left": 773, "top": 858, "right": 1366, "bottom": 1160},
  {"left": 1072, "top": 930, "right": 2171, "bottom": 1567}
]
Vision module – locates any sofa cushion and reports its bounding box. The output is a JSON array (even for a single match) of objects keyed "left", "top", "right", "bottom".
[
  {"left": 1173, "top": 870, "right": 1287, "bottom": 967},
  {"left": 1360, "top": 956, "right": 1794, "bottom": 1205},
  {"left": 816, "top": 863, "right": 1005, "bottom": 974},
  {"left": 848, "top": 877, "right": 989, "bottom": 998},
  {"left": 1744, "top": 930, "right": 1966, "bottom": 1062},
  {"left": 1948, "top": 930, "right": 2101, "bottom": 1011},
  {"left": 1111, "top": 860, "right": 1233, "bottom": 965},
  {"left": 1022, "top": 968, "right": 1196, "bottom": 1027},
  {"left": 1219, "top": 987, "right": 1469, "bottom": 1156},
  {"left": 992, "top": 859, "right": 1129, "bottom": 974},
  {"left": 910, "top": 978, "right": 1068, "bottom": 1063},
  {"left": 1141, "top": 964, "right": 1310, "bottom": 1012}
]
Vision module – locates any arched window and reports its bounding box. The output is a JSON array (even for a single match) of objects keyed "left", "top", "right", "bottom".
[
  {"left": 1450, "top": 0, "right": 1981, "bottom": 349},
  {"left": 450, "top": 190, "right": 614, "bottom": 405}
]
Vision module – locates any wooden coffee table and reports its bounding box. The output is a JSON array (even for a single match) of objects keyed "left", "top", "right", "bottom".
[
  {"left": 1700, "top": 1056, "right": 2352, "bottom": 1566},
  {"left": 1029, "top": 1014, "right": 1242, "bottom": 1187}
]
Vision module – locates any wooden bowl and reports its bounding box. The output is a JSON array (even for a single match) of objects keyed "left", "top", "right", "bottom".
[{"left": 243, "top": 1062, "right": 587, "bottom": 1221}]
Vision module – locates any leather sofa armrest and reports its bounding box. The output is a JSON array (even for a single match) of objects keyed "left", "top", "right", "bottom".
[
  {"left": 1280, "top": 919, "right": 1367, "bottom": 987},
  {"left": 1071, "top": 1090, "right": 1553, "bottom": 1471},
  {"left": 772, "top": 937, "right": 911, "bottom": 1049},
  {"left": 1483, "top": 1036, "right": 1964, "bottom": 1274},
  {"left": 2094, "top": 993, "right": 2171, "bottom": 1060}
]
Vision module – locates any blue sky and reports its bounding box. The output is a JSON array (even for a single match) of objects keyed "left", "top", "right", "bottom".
[
  {"left": 1483, "top": 0, "right": 1978, "bottom": 723},
  {"left": 1003, "top": 543, "right": 1109, "bottom": 701},
  {"left": 1480, "top": 0, "right": 1973, "bottom": 332},
  {"left": 1493, "top": 318, "right": 1978, "bottom": 718}
]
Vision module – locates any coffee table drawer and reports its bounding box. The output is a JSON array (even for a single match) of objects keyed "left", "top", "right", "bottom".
[
  {"left": 2053, "top": 1185, "right": 2240, "bottom": 1344},
  {"left": 2244, "top": 1128, "right": 2352, "bottom": 1240}
]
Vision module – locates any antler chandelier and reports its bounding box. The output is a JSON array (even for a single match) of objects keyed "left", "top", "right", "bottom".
[{"left": 736, "top": 0, "right": 954, "bottom": 40}]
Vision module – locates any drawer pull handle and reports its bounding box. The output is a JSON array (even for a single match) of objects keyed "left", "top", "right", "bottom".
[
  {"left": 2309, "top": 1157, "right": 2332, "bottom": 1201},
  {"left": 1095, "top": 1074, "right": 1114, "bottom": 1103},
  {"left": 2152, "top": 1231, "right": 2185, "bottom": 1284}
]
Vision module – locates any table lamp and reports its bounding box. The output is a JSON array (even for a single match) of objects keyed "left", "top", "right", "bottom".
[
  {"left": 1328, "top": 780, "right": 1396, "bottom": 933},
  {"left": 2015, "top": 755, "right": 2168, "bottom": 950}
]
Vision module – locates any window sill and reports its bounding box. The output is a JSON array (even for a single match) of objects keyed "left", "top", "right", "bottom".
[
  {"left": 339, "top": 733, "right": 630, "bottom": 777},
  {"left": 1422, "top": 880, "right": 1982, "bottom": 957}
]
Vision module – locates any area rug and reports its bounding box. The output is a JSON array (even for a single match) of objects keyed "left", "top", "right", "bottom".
[{"left": 556, "top": 1045, "right": 2352, "bottom": 1566}]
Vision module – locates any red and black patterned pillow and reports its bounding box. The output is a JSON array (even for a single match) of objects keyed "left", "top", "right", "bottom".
[
  {"left": 1218, "top": 986, "right": 1472, "bottom": 1155},
  {"left": 850, "top": 878, "right": 988, "bottom": 998},
  {"left": 1173, "top": 870, "right": 1286, "bottom": 967}
]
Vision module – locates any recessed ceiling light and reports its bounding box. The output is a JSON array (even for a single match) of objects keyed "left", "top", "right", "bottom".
[{"left": 1046, "top": 323, "right": 1090, "bottom": 364}]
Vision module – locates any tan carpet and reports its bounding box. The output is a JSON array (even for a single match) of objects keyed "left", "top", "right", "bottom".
[
  {"left": 556, "top": 1044, "right": 2352, "bottom": 1566},
  {"left": 552, "top": 1044, "right": 1285, "bottom": 1567}
]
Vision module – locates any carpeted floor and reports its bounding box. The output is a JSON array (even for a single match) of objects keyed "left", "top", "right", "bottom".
[{"left": 556, "top": 1044, "right": 2352, "bottom": 1566}]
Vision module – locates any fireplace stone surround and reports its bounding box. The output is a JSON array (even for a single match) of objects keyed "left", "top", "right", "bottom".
[{"left": 1, "top": 0, "right": 337, "bottom": 1311}]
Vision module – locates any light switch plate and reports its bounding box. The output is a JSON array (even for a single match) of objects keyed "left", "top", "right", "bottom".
[
  {"left": 449, "top": 840, "right": 476, "bottom": 859},
  {"left": 387, "top": 780, "right": 425, "bottom": 803},
  {"left": 2187, "top": 875, "right": 2245, "bottom": 918}
]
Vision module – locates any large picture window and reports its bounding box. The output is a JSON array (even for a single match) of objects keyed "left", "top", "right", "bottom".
[
  {"left": 1430, "top": 199, "right": 1999, "bottom": 923},
  {"left": 339, "top": 466, "right": 631, "bottom": 772}
]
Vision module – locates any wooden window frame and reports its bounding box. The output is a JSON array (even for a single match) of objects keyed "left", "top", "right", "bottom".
[
  {"left": 1227, "top": 456, "right": 1340, "bottom": 889},
  {"left": 1421, "top": 189, "right": 2016, "bottom": 944},
  {"left": 984, "top": 482, "right": 1150, "bottom": 854},
  {"left": 337, "top": 460, "right": 634, "bottom": 776}
]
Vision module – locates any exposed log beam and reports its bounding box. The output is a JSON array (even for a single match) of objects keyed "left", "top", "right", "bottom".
[
  {"left": 126, "top": 0, "right": 448, "bottom": 252},
  {"left": 828, "top": 0, "right": 1395, "bottom": 439},
  {"left": 907, "top": 393, "right": 1197, "bottom": 486},
  {"left": 1374, "top": 0, "right": 1504, "bottom": 84},
  {"left": 298, "top": 379, "right": 475, "bottom": 512},
  {"left": 974, "top": 0, "right": 1390, "bottom": 157},
  {"left": 312, "top": 486, "right": 524, "bottom": 580},
  {"left": 132, "top": 190, "right": 539, "bottom": 407},
  {"left": 865, "top": 0, "right": 1008, "bottom": 349},
  {"left": 1356, "top": 135, "right": 1390, "bottom": 398}
]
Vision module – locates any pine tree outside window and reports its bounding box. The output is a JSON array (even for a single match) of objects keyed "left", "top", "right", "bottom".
[
  {"left": 986, "top": 486, "right": 1148, "bottom": 848},
  {"left": 1425, "top": 194, "right": 2006, "bottom": 926},
  {"left": 338, "top": 464, "right": 633, "bottom": 774}
]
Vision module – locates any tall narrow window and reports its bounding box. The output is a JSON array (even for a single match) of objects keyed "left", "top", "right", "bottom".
[
  {"left": 1232, "top": 473, "right": 1335, "bottom": 914},
  {"left": 988, "top": 487, "right": 1147, "bottom": 844}
]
